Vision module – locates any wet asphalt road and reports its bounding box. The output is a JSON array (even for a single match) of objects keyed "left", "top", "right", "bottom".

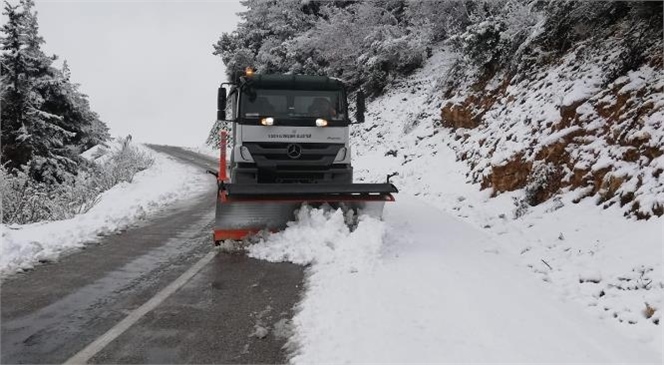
[{"left": 1, "top": 146, "right": 304, "bottom": 364}]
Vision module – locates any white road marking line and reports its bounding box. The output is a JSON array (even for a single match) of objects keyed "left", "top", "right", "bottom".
[{"left": 63, "top": 250, "right": 217, "bottom": 364}]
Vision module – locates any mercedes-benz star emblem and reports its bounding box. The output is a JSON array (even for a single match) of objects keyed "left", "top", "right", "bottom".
[{"left": 286, "top": 144, "right": 302, "bottom": 159}]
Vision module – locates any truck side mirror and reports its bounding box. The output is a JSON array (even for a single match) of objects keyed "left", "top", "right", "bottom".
[
  {"left": 355, "top": 90, "right": 365, "bottom": 124},
  {"left": 217, "top": 86, "right": 227, "bottom": 121}
]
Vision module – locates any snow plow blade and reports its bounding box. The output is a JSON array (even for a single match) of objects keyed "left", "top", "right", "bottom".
[
  {"left": 225, "top": 183, "right": 398, "bottom": 197},
  {"left": 213, "top": 183, "right": 397, "bottom": 242}
]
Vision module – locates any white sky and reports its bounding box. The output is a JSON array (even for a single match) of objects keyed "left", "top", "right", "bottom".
[{"left": 34, "top": 0, "right": 244, "bottom": 146}]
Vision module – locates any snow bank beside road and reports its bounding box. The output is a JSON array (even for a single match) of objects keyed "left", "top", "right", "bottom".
[
  {"left": 250, "top": 199, "right": 660, "bottom": 363},
  {"left": 0, "top": 147, "right": 210, "bottom": 277}
]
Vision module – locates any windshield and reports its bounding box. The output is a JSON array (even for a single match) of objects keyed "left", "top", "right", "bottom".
[{"left": 241, "top": 89, "right": 345, "bottom": 121}]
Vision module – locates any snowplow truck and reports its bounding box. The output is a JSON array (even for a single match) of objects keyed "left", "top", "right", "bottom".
[{"left": 210, "top": 71, "right": 397, "bottom": 244}]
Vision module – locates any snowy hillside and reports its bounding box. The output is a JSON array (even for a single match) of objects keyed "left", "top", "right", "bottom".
[
  {"left": 242, "top": 46, "right": 662, "bottom": 362},
  {"left": 211, "top": 0, "right": 662, "bottom": 219},
  {"left": 351, "top": 46, "right": 662, "bottom": 355},
  {"left": 440, "top": 21, "right": 663, "bottom": 219}
]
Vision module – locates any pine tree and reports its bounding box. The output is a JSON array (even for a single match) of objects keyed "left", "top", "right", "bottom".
[
  {"left": 206, "top": 119, "right": 232, "bottom": 149},
  {"left": 1, "top": 1, "right": 32, "bottom": 170},
  {"left": 212, "top": 0, "right": 319, "bottom": 80},
  {"left": 1, "top": 0, "right": 108, "bottom": 182},
  {"left": 211, "top": 0, "right": 427, "bottom": 95}
]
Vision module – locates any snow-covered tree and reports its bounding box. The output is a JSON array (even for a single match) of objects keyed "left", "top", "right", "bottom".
[
  {"left": 405, "top": 1, "right": 471, "bottom": 41},
  {"left": 287, "top": 1, "right": 429, "bottom": 94},
  {"left": 213, "top": 0, "right": 319, "bottom": 79},
  {"left": 41, "top": 60, "right": 109, "bottom": 151},
  {"left": 206, "top": 119, "right": 232, "bottom": 150},
  {"left": 1, "top": 1, "right": 34, "bottom": 170},
  {"left": 1, "top": 0, "right": 108, "bottom": 182},
  {"left": 212, "top": 0, "right": 429, "bottom": 95}
]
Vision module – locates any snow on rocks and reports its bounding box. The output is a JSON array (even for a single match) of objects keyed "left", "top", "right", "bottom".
[
  {"left": 0, "top": 146, "right": 210, "bottom": 277},
  {"left": 348, "top": 46, "right": 662, "bottom": 355},
  {"left": 441, "top": 39, "right": 664, "bottom": 218}
]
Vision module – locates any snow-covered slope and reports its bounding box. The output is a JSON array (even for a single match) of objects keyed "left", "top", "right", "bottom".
[
  {"left": 250, "top": 199, "right": 660, "bottom": 363},
  {"left": 246, "top": 46, "right": 662, "bottom": 361},
  {"left": 351, "top": 46, "right": 662, "bottom": 354},
  {"left": 0, "top": 147, "right": 210, "bottom": 277}
]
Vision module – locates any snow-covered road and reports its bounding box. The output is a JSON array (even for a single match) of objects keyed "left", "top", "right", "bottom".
[
  {"left": 1, "top": 146, "right": 303, "bottom": 364},
  {"left": 251, "top": 197, "right": 661, "bottom": 363},
  {"left": 3, "top": 143, "right": 660, "bottom": 363}
]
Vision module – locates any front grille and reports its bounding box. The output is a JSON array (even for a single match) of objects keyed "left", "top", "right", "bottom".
[
  {"left": 254, "top": 143, "right": 330, "bottom": 149},
  {"left": 244, "top": 142, "right": 343, "bottom": 165},
  {"left": 263, "top": 154, "right": 321, "bottom": 161}
]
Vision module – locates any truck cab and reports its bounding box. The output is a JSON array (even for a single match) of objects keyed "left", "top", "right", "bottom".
[
  {"left": 212, "top": 71, "right": 395, "bottom": 243},
  {"left": 218, "top": 73, "right": 365, "bottom": 185}
]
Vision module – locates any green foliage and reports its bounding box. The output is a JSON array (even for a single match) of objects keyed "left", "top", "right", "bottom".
[{"left": 449, "top": 16, "right": 508, "bottom": 70}]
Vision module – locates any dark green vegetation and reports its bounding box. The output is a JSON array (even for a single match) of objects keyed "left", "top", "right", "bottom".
[{"left": 1, "top": 0, "right": 109, "bottom": 183}]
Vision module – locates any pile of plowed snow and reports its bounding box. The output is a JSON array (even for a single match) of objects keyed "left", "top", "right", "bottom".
[
  {"left": 247, "top": 199, "right": 660, "bottom": 363},
  {"left": 248, "top": 205, "right": 385, "bottom": 272}
]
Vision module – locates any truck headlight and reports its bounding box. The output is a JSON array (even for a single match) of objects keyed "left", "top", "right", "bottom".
[
  {"left": 261, "top": 117, "right": 274, "bottom": 126},
  {"left": 315, "top": 118, "right": 328, "bottom": 127}
]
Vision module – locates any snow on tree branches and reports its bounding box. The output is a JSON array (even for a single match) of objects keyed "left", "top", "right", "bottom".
[{"left": 1, "top": 0, "right": 109, "bottom": 183}]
